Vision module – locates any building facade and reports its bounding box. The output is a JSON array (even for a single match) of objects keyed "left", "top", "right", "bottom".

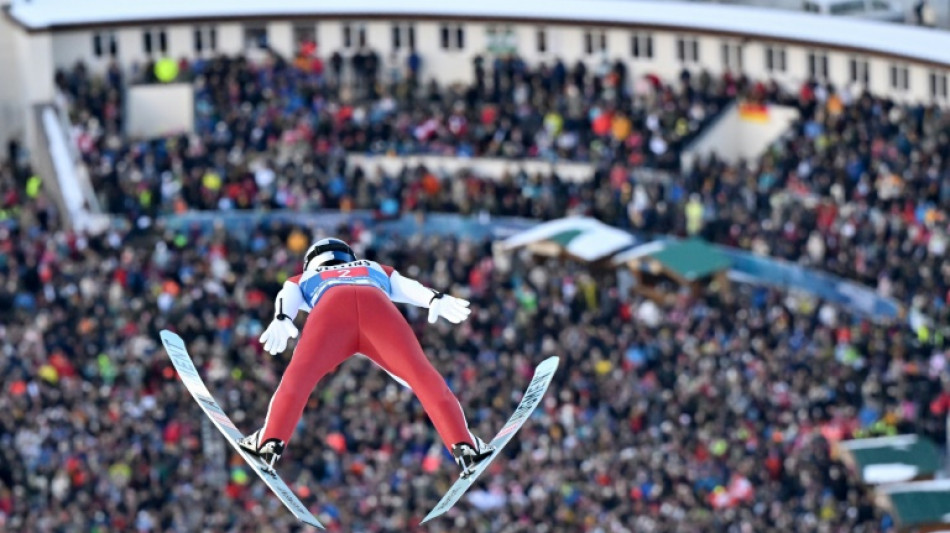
[{"left": 3, "top": 0, "right": 950, "bottom": 151}]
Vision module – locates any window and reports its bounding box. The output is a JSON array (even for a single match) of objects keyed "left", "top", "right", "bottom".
[
  {"left": 764, "top": 45, "right": 787, "bottom": 73},
  {"left": 807, "top": 51, "right": 829, "bottom": 80},
  {"left": 631, "top": 32, "right": 653, "bottom": 59},
  {"left": 486, "top": 25, "right": 517, "bottom": 55},
  {"left": 848, "top": 57, "right": 870, "bottom": 85},
  {"left": 244, "top": 24, "right": 268, "bottom": 49},
  {"left": 293, "top": 23, "right": 318, "bottom": 50},
  {"left": 92, "top": 31, "right": 117, "bottom": 58},
  {"left": 342, "top": 22, "right": 367, "bottom": 49},
  {"left": 830, "top": 0, "right": 868, "bottom": 14},
  {"left": 930, "top": 71, "right": 948, "bottom": 99},
  {"left": 676, "top": 36, "right": 699, "bottom": 63},
  {"left": 537, "top": 27, "right": 547, "bottom": 53},
  {"left": 584, "top": 29, "right": 607, "bottom": 55},
  {"left": 194, "top": 26, "right": 218, "bottom": 53},
  {"left": 392, "top": 24, "right": 416, "bottom": 51},
  {"left": 439, "top": 23, "right": 465, "bottom": 50},
  {"left": 143, "top": 28, "right": 169, "bottom": 55},
  {"left": 721, "top": 42, "right": 743, "bottom": 71},
  {"left": 890, "top": 64, "right": 910, "bottom": 90}
]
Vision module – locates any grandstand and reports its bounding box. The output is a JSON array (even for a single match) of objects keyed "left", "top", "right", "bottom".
[{"left": 1, "top": 0, "right": 950, "bottom": 531}]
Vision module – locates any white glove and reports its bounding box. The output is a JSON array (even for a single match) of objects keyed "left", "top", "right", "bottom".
[
  {"left": 427, "top": 293, "right": 471, "bottom": 324},
  {"left": 259, "top": 318, "right": 298, "bottom": 355}
]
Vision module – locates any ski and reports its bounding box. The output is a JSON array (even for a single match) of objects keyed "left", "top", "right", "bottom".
[
  {"left": 420, "top": 356, "right": 560, "bottom": 524},
  {"left": 159, "top": 330, "right": 325, "bottom": 529}
]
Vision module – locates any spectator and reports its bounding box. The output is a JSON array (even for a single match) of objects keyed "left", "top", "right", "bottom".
[{"left": 15, "top": 50, "right": 950, "bottom": 532}]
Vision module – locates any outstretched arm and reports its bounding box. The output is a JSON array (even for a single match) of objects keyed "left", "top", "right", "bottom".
[
  {"left": 389, "top": 270, "right": 438, "bottom": 307},
  {"left": 260, "top": 278, "right": 305, "bottom": 355},
  {"left": 273, "top": 279, "right": 306, "bottom": 320},
  {"left": 389, "top": 270, "right": 471, "bottom": 324}
]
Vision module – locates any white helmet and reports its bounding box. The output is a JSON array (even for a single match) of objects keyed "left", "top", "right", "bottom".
[{"left": 303, "top": 238, "right": 356, "bottom": 271}]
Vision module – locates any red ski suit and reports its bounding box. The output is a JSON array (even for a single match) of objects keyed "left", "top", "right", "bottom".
[{"left": 260, "top": 260, "right": 473, "bottom": 451}]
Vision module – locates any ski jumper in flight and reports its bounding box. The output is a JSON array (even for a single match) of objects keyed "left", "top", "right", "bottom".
[{"left": 239, "top": 238, "right": 493, "bottom": 476}]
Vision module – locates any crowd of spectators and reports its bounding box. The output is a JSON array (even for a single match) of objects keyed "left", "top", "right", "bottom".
[
  {"left": 680, "top": 86, "right": 950, "bottom": 338},
  {"left": 59, "top": 51, "right": 950, "bottom": 335},
  {"left": 2, "top": 178, "right": 936, "bottom": 531},
  {"left": 2, "top": 46, "right": 948, "bottom": 531},
  {"left": 60, "top": 51, "right": 738, "bottom": 218}
]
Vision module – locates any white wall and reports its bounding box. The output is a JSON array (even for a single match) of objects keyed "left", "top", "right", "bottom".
[
  {"left": 0, "top": 13, "right": 25, "bottom": 156},
  {"left": 316, "top": 20, "right": 340, "bottom": 54},
  {"left": 655, "top": 33, "right": 680, "bottom": 80},
  {"left": 14, "top": 28, "right": 54, "bottom": 149},
  {"left": 267, "top": 21, "right": 293, "bottom": 58},
  {"left": 126, "top": 83, "right": 195, "bottom": 138},
  {"left": 51, "top": 30, "right": 94, "bottom": 72},
  {"left": 26, "top": 16, "right": 950, "bottom": 108},
  {"left": 515, "top": 24, "right": 539, "bottom": 61},
  {"left": 682, "top": 103, "right": 800, "bottom": 168},
  {"left": 431, "top": 20, "right": 478, "bottom": 83},
  {"left": 908, "top": 64, "right": 930, "bottom": 104},
  {"left": 827, "top": 52, "right": 846, "bottom": 87},
  {"left": 216, "top": 23, "right": 243, "bottom": 55},
  {"left": 166, "top": 25, "right": 193, "bottom": 60},
  {"left": 363, "top": 21, "right": 388, "bottom": 54},
  {"left": 347, "top": 153, "right": 594, "bottom": 182}
]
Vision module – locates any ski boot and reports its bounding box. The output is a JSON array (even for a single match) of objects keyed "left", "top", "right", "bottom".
[
  {"left": 452, "top": 435, "right": 495, "bottom": 479},
  {"left": 238, "top": 429, "right": 285, "bottom": 471}
]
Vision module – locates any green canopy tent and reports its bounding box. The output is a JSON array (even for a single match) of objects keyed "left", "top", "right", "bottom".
[
  {"left": 838, "top": 434, "right": 940, "bottom": 485},
  {"left": 877, "top": 480, "right": 950, "bottom": 532},
  {"left": 612, "top": 238, "right": 732, "bottom": 301}
]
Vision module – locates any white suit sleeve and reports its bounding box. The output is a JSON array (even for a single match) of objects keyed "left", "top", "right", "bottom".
[
  {"left": 389, "top": 270, "right": 436, "bottom": 308},
  {"left": 274, "top": 280, "right": 306, "bottom": 319}
]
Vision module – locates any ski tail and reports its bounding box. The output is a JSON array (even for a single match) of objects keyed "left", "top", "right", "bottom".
[
  {"left": 159, "top": 330, "right": 325, "bottom": 529},
  {"left": 420, "top": 356, "right": 559, "bottom": 524}
]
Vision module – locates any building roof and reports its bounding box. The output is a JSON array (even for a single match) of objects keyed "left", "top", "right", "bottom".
[
  {"left": 838, "top": 434, "right": 940, "bottom": 484},
  {"left": 501, "top": 216, "right": 636, "bottom": 262},
  {"left": 647, "top": 238, "right": 732, "bottom": 281},
  {"left": 878, "top": 480, "right": 950, "bottom": 530},
  {"left": 6, "top": 0, "right": 950, "bottom": 66}
]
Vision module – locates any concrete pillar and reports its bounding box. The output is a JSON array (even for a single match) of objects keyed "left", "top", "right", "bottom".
[
  {"left": 267, "top": 21, "right": 294, "bottom": 58},
  {"left": 0, "top": 13, "right": 26, "bottom": 157},
  {"left": 11, "top": 24, "right": 55, "bottom": 158}
]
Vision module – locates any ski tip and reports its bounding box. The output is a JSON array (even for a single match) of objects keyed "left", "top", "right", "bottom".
[
  {"left": 159, "top": 330, "right": 186, "bottom": 351},
  {"left": 537, "top": 356, "right": 560, "bottom": 373}
]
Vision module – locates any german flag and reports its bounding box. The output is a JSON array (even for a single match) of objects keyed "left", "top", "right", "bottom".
[{"left": 738, "top": 102, "right": 770, "bottom": 123}]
